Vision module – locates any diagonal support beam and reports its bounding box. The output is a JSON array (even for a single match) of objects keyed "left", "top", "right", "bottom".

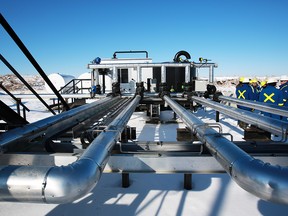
[{"left": 0, "top": 13, "right": 70, "bottom": 111}]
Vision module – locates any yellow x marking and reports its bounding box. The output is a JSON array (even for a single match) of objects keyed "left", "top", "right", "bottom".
[
  {"left": 238, "top": 90, "right": 246, "bottom": 99},
  {"left": 264, "top": 93, "right": 275, "bottom": 103}
]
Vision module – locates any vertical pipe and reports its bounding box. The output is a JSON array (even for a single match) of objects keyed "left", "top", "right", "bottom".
[
  {"left": 185, "top": 65, "right": 191, "bottom": 83},
  {"left": 137, "top": 66, "right": 142, "bottom": 82},
  {"left": 161, "top": 65, "right": 166, "bottom": 83},
  {"left": 94, "top": 69, "right": 99, "bottom": 85},
  {"left": 113, "top": 66, "right": 118, "bottom": 83},
  {"left": 209, "top": 65, "right": 214, "bottom": 83},
  {"left": 91, "top": 70, "right": 95, "bottom": 86}
]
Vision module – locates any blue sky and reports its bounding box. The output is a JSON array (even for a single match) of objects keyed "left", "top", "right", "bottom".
[{"left": 0, "top": 0, "right": 287, "bottom": 78}]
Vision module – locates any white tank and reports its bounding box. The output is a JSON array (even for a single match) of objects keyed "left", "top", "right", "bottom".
[{"left": 45, "top": 73, "right": 75, "bottom": 93}]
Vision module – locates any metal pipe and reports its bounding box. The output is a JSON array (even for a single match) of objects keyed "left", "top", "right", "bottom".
[
  {"left": 185, "top": 65, "right": 190, "bottom": 83},
  {"left": 161, "top": 65, "right": 166, "bottom": 83},
  {"left": 163, "top": 95, "right": 288, "bottom": 204},
  {"left": 89, "top": 62, "right": 214, "bottom": 69},
  {"left": 209, "top": 65, "right": 214, "bottom": 83},
  {"left": 0, "top": 96, "right": 121, "bottom": 152},
  {"left": 0, "top": 14, "right": 70, "bottom": 111},
  {"left": 0, "top": 95, "right": 140, "bottom": 203},
  {"left": 219, "top": 95, "right": 288, "bottom": 118},
  {"left": 94, "top": 69, "right": 100, "bottom": 86},
  {"left": 191, "top": 96, "right": 288, "bottom": 137},
  {"left": 91, "top": 69, "right": 95, "bottom": 86},
  {"left": 112, "top": 66, "right": 117, "bottom": 83},
  {"left": 113, "top": 50, "right": 149, "bottom": 59},
  {"left": 137, "top": 66, "right": 142, "bottom": 83}
]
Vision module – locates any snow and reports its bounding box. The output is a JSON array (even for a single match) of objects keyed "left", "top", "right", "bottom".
[{"left": 0, "top": 87, "right": 288, "bottom": 215}]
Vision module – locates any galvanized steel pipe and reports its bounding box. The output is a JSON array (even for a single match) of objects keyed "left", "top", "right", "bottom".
[
  {"left": 163, "top": 95, "right": 288, "bottom": 204},
  {"left": 219, "top": 95, "right": 288, "bottom": 118},
  {"left": 0, "top": 95, "right": 140, "bottom": 203},
  {"left": 161, "top": 65, "right": 166, "bottom": 83},
  {"left": 0, "top": 96, "right": 122, "bottom": 152},
  {"left": 192, "top": 96, "right": 288, "bottom": 137},
  {"left": 209, "top": 65, "right": 214, "bottom": 83},
  {"left": 185, "top": 65, "right": 190, "bottom": 83}
]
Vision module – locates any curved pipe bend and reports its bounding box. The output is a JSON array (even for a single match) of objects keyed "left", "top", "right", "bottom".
[
  {"left": 231, "top": 156, "right": 288, "bottom": 204},
  {"left": 0, "top": 156, "right": 101, "bottom": 203},
  {"left": 163, "top": 95, "right": 288, "bottom": 204},
  {"left": 0, "top": 96, "right": 141, "bottom": 203},
  {"left": 43, "top": 158, "right": 101, "bottom": 203}
]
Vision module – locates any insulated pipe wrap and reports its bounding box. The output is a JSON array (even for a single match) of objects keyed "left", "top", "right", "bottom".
[
  {"left": 0, "top": 165, "right": 51, "bottom": 202},
  {"left": 231, "top": 158, "right": 288, "bottom": 204},
  {"left": 0, "top": 96, "right": 120, "bottom": 152},
  {"left": 163, "top": 95, "right": 288, "bottom": 204},
  {"left": 0, "top": 96, "right": 141, "bottom": 203},
  {"left": 191, "top": 96, "right": 288, "bottom": 137},
  {"left": 44, "top": 159, "right": 101, "bottom": 203}
]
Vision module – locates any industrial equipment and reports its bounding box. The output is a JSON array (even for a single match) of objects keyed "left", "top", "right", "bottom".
[{"left": 0, "top": 49, "right": 287, "bottom": 205}]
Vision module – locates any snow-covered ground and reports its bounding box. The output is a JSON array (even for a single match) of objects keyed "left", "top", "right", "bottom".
[{"left": 0, "top": 86, "right": 288, "bottom": 215}]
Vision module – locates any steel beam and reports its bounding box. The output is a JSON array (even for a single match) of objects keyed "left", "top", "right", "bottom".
[
  {"left": 0, "top": 54, "right": 56, "bottom": 115},
  {"left": 0, "top": 13, "right": 70, "bottom": 110},
  {"left": 1, "top": 153, "right": 288, "bottom": 174}
]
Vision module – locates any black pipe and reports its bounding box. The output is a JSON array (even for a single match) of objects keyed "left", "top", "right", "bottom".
[
  {"left": 0, "top": 54, "right": 56, "bottom": 115},
  {"left": 173, "top": 50, "right": 191, "bottom": 62},
  {"left": 0, "top": 13, "right": 70, "bottom": 111},
  {"left": 113, "top": 50, "right": 149, "bottom": 59}
]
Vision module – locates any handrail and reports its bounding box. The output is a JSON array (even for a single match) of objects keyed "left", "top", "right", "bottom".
[
  {"left": 0, "top": 82, "right": 30, "bottom": 117},
  {"left": 0, "top": 13, "right": 70, "bottom": 111},
  {"left": 58, "top": 79, "right": 91, "bottom": 94},
  {"left": 0, "top": 54, "right": 56, "bottom": 115}
]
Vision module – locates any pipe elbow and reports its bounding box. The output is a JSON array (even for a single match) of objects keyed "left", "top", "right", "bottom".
[
  {"left": 43, "top": 159, "right": 101, "bottom": 204},
  {"left": 231, "top": 158, "right": 288, "bottom": 204}
]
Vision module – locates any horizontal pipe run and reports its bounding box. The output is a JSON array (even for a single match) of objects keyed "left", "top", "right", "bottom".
[
  {"left": 0, "top": 95, "right": 141, "bottom": 203},
  {"left": 88, "top": 62, "right": 218, "bottom": 69},
  {"left": 192, "top": 96, "right": 288, "bottom": 137},
  {"left": 0, "top": 96, "right": 122, "bottom": 152},
  {"left": 219, "top": 95, "right": 288, "bottom": 118},
  {"left": 113, "top": 50, "right": 149, "bottom": 58},
  {"left": 163, "top": 95, "right": 288, "bottom": 204}
]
